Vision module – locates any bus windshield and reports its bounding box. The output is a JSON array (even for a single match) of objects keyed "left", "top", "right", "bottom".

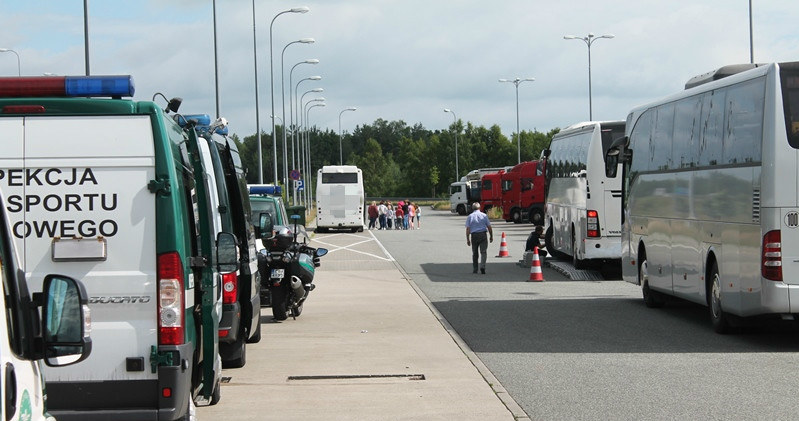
[{"left": 322, "top": 173, "right": 358, "bottom": 184}]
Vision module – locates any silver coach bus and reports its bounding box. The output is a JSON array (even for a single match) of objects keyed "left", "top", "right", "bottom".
[{"left": 608, "top": 61, "right": 799, "bottom": 333}]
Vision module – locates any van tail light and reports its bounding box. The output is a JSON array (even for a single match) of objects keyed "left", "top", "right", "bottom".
[
  {"left": 762, "top": 230, "right": 783, "bottom": 281},
  {"left": 158, "top": 252, "right": 185, "bottom": 345},
  {"left": 222, "top": 272, "right": 238, "bottom": 304},
  {"left": 587, "top": 210, "right": 600, "bottom": 237}
]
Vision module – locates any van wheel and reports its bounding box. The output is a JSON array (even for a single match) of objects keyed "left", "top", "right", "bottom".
[
  {"left": 246, "top": 318, "right": 261, "bottom": 344},
  {"left": 640, "top": 259, "right": 664, "bottom": 308},
  {"left": 708, "top": 262, "right": 731, "bottom": 334},
  {"left": 271, "top": 287, "right": 288, "bottom": 321},
  {"left": 210, "top": 380, "right": 221, "bottom": 405}
]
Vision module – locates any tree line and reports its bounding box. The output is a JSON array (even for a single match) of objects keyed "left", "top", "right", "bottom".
[{"left": 232, "top": 119, "right": 560, "bottom": 198}]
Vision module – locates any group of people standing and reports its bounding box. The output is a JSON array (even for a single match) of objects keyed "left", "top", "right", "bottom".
[{"left": 367, "top": 200, "right": 421, "bottom": 230}]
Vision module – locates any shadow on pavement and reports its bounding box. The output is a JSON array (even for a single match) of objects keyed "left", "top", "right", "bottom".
[{"left": 432, "top": 297, "right": 799, "bottom": 354}]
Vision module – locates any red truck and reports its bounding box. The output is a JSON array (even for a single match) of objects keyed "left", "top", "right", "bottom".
[
  {"left": 501, "top": 160, "right": 547, "bottom": 224},
  {"left": 479, "top": 170, "right": 505, "bottom": 212}
]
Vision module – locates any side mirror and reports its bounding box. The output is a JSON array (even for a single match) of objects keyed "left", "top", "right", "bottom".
[
  {"left": 315, "top": 248, "right": 328, "bottom": 257},
  {"left": 259, "top": 213, "right": 274, "bottom": 239},
  {"left": 216, "top": 232, "right": 239, "bottom": 273},
  {"left": 41, "top": 275, "right": 92, "bottom": 367},
  {"left": 540, "top": 149, "right": 551, "bottom": 159}
]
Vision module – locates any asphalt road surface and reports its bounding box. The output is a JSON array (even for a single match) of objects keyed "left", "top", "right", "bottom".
[{"left": 374, "top": 208, "right": 799, "bottom": 420}]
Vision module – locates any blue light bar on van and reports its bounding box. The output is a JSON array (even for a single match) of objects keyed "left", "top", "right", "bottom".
[
  {"left": 0, "top": 75, "right": 135, "bottom": 98},
  {"left": 249, "top": 185, "right": 281, "bottom": 195},
  {"left": 179, "top": 114, "right": 212, "bottom": 128}
]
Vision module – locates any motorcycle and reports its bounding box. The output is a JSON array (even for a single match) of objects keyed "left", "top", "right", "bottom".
[{"left": 258, "top": 214, "right": 327, "bottom": 321}]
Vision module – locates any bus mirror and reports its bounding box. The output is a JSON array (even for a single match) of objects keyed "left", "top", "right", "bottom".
[{"left": 41, "top": 275, "right": 92, "bottom": 367}]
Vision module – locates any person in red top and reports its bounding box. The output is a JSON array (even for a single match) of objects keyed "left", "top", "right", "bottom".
[
  {"left": 394, "top": 206, "right": 404, "bottom": 230},
  {"left": 367, "top": 201, "right": 378, "bottom": 230}
]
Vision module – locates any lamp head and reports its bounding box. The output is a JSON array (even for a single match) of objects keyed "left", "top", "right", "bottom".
[
  {"left": 291, "top": 6, "right": 310, "bottom": 13},
  {"left": 309, "top": 75, "right": 322, "bottom": 80},
  {"left": 305, "top": 59, "right": 320, "bottom": 64},
  {"left": 444, "top": 108, "right": 451, "bottom": 113},
  {"left": 299, "top": 38, "right": 315, "bottom": 44},
  {"left": 347, "top": 107, "right": 357, "bottom": 111}
]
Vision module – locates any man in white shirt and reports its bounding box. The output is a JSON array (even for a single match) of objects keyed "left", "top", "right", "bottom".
[{"left": 465, "top": 202, "right": 493, "bottom": 274}]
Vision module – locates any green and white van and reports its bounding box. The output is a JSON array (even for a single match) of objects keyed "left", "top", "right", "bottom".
[
  {"left": 183, "top": 114, "right": 261, "bottom": 369},
  {"left": 0, "top": 75, "right": 232, "bottom": 420}
]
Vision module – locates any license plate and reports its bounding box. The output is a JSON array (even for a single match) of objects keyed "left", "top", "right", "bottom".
[{"left": 270, "top": 269, "right": 285, "bottom": 279}]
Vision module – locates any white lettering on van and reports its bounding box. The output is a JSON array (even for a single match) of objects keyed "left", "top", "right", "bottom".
[
  {"left": 2, "top": 167, "right": 120, "bottom": 239},
  {"left": 89, "top": 296, "right": 152, "bottom": 304}
]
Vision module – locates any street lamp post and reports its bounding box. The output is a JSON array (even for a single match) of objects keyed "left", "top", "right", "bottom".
[
  {"left": 299, "top": 89, "right": 323, "bottom": 207},
  {"left": 338, "top": 107, "right": 357, "bottom": 165},
  {"left": 499, "top": 77, "right": 535, "bottom": 164},
  {"left": 307, "top": 102, "right": 326, "bottom": 209},
  {"left": 281, "top": 38, "right": 314, "bottom": 202},
  {"left": 270, "top": 6, "right": 309, "bottom": 186},
  {"left": 444, "top": 108, "right": 458, "bottom": 181},
  {"left": 0, "top": 48, "right": 20, "bottom": 76},
  {"left": 563, "top": 32, "right": 614, "bottom": 121},
  {"left": 288, "top": 59, "right": 318, "bottom": 205}
]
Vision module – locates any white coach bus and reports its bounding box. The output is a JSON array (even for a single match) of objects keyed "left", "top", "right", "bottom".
[
  {"left": 316, "top": 165, "right": 365, "bottom": 232},
  {"left": 543, "top": 120, "right": 626, "bottom": 268},
  {"left": 608, "top": 61, "right": 799, "bottom": 333}
]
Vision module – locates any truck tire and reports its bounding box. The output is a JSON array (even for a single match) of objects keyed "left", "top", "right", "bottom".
[{"left": 457, "top": 204, "right": 467, "bottom": 216}]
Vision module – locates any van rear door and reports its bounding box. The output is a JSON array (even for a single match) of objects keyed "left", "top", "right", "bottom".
[{"left": 3, "top": 115, "right": 159, "bottom": 390}]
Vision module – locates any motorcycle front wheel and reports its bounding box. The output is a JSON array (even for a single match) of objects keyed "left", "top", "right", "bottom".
[{"left": 270, "top": 286, "right": 288, "bottom": 321}]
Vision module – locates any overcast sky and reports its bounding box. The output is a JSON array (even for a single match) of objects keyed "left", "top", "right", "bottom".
[{"left": 2, "top": 1, "right": 798, "bottom": 140}]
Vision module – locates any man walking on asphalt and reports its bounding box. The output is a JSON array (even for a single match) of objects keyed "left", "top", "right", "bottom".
[{"left": 465, "top": 202, "right": 493, "bottom": 274}]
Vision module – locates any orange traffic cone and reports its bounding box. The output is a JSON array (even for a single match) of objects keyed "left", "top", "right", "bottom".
[
  {"left": 528, "top": 246, "right": 544, "bottom": 282},
  {"left": 496, "top": 232, "right": 510, "bottom": 257}
]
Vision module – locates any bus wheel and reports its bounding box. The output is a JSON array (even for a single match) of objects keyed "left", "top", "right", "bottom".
[
  {"left": 640, "top": 259, "right": 664, "bottom": 308},
  {"left": 529, "top": 207, "right": 544, "bottom": 225},
  {"left": 708, "top": 262, "right": 731, "bottom": 334},
  {"left": 571, "top": 230, "right": 586, "bottom": 269}
]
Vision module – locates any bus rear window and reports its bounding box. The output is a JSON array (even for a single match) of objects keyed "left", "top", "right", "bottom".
[
  {"left": 321, "top": 173, "right": 358, "bottom": 183},
  {"left": 781, "top": 66, "right": 799, "bottom": 148}
]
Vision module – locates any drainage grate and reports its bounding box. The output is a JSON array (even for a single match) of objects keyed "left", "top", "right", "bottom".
[{"left": 288, "top": 374, "right": 425, "bottom": 381}]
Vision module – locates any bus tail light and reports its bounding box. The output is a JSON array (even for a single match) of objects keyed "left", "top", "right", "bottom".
[
  {"left": 587, "top": 210, "right": 600, "bottom": 237},
  {"left": 222, "top": 272, "right": 238, "bottom": 304},
  {"left": 762, "top": 230, "right": 782, "bottom": 281},
  {"left": 158, "top": 252, "right": 185, "bottom": 345}
]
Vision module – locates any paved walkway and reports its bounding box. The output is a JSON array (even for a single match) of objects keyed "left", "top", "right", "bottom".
[{"left": 197, "top": 230, "right": 522, "bottom": 420}]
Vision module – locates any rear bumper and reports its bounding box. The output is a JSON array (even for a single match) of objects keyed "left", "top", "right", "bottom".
[
  {"left": 583, "top": 237, "right": 622, "bottom": 260},
  {"left": 219, "top": 301, "right": 242, "bottom": 343},
  {"left": 48, "top": 343, "right": 194, "bottom": 421}
]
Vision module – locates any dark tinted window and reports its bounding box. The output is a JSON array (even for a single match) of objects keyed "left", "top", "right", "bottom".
[
  {"left": 629, "top": 110, "right": 653, "bottom": 174},
  {"left": 322, "top": 173, "right": 358, "bottom": 183},
  {"left": 651, "top": 103, "right": 675, "bottom": 171},
  {"left": 780, "top": 65, "right": 799, "bottom": 148},
  {"left": 672, "top": 94, "right": 703, "bottom": 168},
  {"left": 699, "top": 90, "right": 725, "bottom": 166}
]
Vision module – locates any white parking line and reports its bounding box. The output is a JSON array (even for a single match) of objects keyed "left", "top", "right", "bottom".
[{"left": 313, "top": 231, "right": 394, "bottom": 262}]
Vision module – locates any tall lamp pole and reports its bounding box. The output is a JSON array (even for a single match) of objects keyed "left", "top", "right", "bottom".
[
  {"left": 307, "top": 102, "right": 326, "bottom": 209},
  {"left": 0, "top": 49, "right": 20, "bottom": 76},
  {"left": 338, "top": 107, "right": 357, "bottom": 165},
  {"left": 563, "top": 33, "right": 614, "bottom": 121},
  {"left": 289, "top": 60, "right": 319, "bottom": 173},
  {"left": 444, "top": 108, "right": 458, "bottom": 181},
  {"left": 281, "top": 38, "right": 314, "bottom": 201},
  {"left": 270, "top": 6, "right": 309, "bottom": 185},
  {"left": 499, "top": 77, "right": 535, "bottom": 164},
  {"left": 749, "top": 0, "right": 754, "bottom": 63}
]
